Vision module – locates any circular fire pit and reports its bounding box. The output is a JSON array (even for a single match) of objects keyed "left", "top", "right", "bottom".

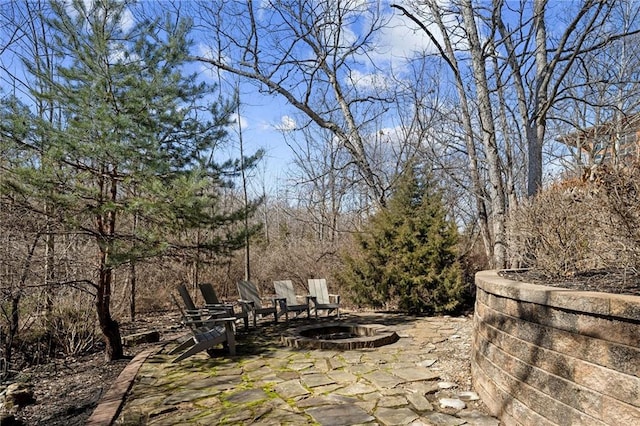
[{"left": 281, "top": 322, "right": 399, "bottom": 350}]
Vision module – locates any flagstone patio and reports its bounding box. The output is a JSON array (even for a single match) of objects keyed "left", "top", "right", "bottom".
[{"left": 112, "top": 312, "right": 500, "bottom": 425}]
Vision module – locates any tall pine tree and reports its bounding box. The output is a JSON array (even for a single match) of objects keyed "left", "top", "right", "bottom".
[
  {"left": 339, "top": 166, "right": 466, "bottom": 314},
  {"left": 1, "top": 0, "right": 260, "bottom": 360}
]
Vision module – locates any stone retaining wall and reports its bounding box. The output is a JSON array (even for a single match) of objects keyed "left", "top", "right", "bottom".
[{"left": 472, "top": 270, "right": 640, "bottom": 426}]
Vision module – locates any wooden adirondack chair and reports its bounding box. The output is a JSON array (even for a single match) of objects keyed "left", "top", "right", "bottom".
[
  {"left": 237, "top": 280, "right": 278, "bottom": 327},
  {"left": 198, "top": 283, "right": 249, "bottom": 330},
  {"left": 176, "top": 284, "right": 227, "bottom": 321},
  {"left": 273, "top": 280, "right": 310, "bottom": 321},
  {"left": 177, "top": 284, "right": 203, "bottom": 311},
  {"left": 307, "top": 278, "right": 340, "bottom": 318},
  {"left": 169, "top": 293, "right": 236, "bottom": 362}
]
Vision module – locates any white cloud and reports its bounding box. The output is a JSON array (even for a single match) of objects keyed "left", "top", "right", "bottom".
[
  {"left": 230, "top": 113, "right": 249, "bottom": 131},
  {"left": 274, "top": 115, "right": 297, "bottom": 132},
  {"left": 195, "top": 43, "right": 229, "bottom": 82},
  {"left": 350, "top": 69, "right": 392, "bottom": 92},
  {"left": 119, "top": 8, "right": 135, "bottom": 32},
  {"left": 63, "top": 0, "right": 136, "bottom": 33},
  {"left": 374, "top": 9, "right": 441, "bottom": 62},
  {"left": 108, "top": 43, "right": 138, "bottom": 64}
]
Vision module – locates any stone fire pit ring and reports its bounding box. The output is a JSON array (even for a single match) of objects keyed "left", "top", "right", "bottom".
[{"left": 281, "top": 322, "right": 400, "bottom": 350}]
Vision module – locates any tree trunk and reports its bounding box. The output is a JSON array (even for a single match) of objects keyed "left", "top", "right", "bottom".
[
  {"left": 129, "top": 261, "right": 136, "bottom": 321},
  {"left": 395, "top": 2, "right": 495, "bottom": 263},
  {"left": 97, "top": 254, "right": 123, "bottom": 361},
  {"left": 237, "top": 92, "right": 251, "bottom": 281},
  {"left": 494, "top": 1, "right": 537, "bottom": 202},
  {"left": 129, "top": 212, "right": 138, "bottom": 321},
  {"left": 461, "top": 0, "right": 507, "bottom": 268},
  {"left": 529, "top": 0, "right": 547, "bottom": 197},
  {"left": 4, "top": 294, "right": 20, "bottom": 370},
  {"left": 96, "top": 171, "right": 123, "bottom": 361},
  {"left": 491, "top": 44, "right": 519, "bottom": 211}
]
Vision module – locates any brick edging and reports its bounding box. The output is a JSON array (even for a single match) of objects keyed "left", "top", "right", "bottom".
[{"left": 85, "top": 348, "right": 157, "bottom": 426}]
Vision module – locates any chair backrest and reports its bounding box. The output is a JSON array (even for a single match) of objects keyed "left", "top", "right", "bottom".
[
  {"left": 171, "top": 292, "right": 204, "bottom": 329},
  {"left": 237, "top": 280, "right": 262, "bottom": 308},
  {"left": 170, "top": 293, "right": 185, "bottom": 316},
  {"left": 199, "top": 283, "right": 221, "bottom": 305},
  {"left": 308, "top": 278, "right": 330, "bottom": 304},
  {"left": 274, "top": 280, "right": 297, "bottom": 305},
  {"left": 177, "top": 284, "right": 198, "bottom": 311}
]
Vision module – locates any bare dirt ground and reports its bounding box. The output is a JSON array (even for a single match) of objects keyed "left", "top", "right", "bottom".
[
  {"left": 10, "top": 351, "right": 132, "bottom": 425},
  {"left": 3, "top": 311, "right": 177, "bottom": 426},
  {"left": 499, "top": 268, "right": 640, "bottom": 296}
]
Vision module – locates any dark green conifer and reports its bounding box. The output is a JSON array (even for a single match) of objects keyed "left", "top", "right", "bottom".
[
  {"left": 1, "top": 0, "right": 260, "bottom": 360},
  {"left": 339, "top": 166, "right": 466, "bottom": 314}
]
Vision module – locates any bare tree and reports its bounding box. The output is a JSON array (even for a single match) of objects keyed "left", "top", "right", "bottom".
[
  {"left": 391, "top": 2, "right": 501, "bottom": 266},
  {"left": 552, "top": 1, "right": 640, "bottom": 169},
  {"left": 190, "top": 0, "right": 398, "bottom": 206},
  {"left": 283, "top": 124, "right": 354, "bottom": 242},
  {"left": 0, "top": 0, "right": 60, "bottom": 310},
  {"left": 392, "top": 0, "right": 640, "bottom": 267}
]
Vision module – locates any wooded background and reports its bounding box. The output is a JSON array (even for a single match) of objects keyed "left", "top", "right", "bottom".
[{"left": 1, "top": 0, "right": 639, "bottom": 368}]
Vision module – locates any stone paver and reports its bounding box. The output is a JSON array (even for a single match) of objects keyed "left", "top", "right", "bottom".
[
  {"left": 407, "top": 392, "right": 434, "bottom": 412},
  {"left": 306, "top": 404, "right": 375, "bottom": 426},
  {"left": 111, "top": 313, "right": 500, "bottom": 426},
  {"left": 274, "top": 379, "right": 310, "bottom": 399},
  {"left": 375, "top": 406, "right": 420, "bottom": 425},
  {"left": 362, "top": 370, "right": 405, "bottom": 389},
  {"left": 424, "top": 411, "right": 468, "bottom": 425},
  {"left": 336, "top": 382, "right": 377, "bottom": 396},
  {"left": 224, "top": 388, "right": 269, "bottom": 405},
  {"left": 439, "top": 397, "right": 467, "bottom": 410},
  {"left": 458, "top": 409, "right": 502, "bottom": 426},
  {"left": 327, "top": 369, "right": 357, "bottom": 383},
  {"left": 300, "top": 373, "right": 335, "bottom": 388},
  {"left": 378, "top": 395, "right": 408, "bottom": 407},
  {"left": 392, "top": 366, "right": 440, "bottom": 382}
]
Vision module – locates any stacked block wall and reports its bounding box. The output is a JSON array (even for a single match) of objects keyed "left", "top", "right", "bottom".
[{"left": 472, "top": 270, "right": 640, "bottom": 425}]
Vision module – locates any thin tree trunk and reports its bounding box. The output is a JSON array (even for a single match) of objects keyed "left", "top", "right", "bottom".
[
  {"left": 530, "top": 0, "right": 547, "bottom": 196},
  {"left": 96, "top": 171, "right": 123, "bottom": 361},
  {"left": 237, "top": 90, "right": 251, "bottom": 281},
  {"left": 129, "top": 212, "right": 138, "bottom": 321},
  {"left": 491, "top": 42, "right": 519, "bottom": 211},
  {"left": 393, "top": 2, "right": 494, "bottom": 263},
  {"left": 96, "top": 256, "right": 123, "bottom": 361},
  {"left": 461, "top": 0, "right": 507, "bottom": 268},
  {"left": 129, "top": 262, "right": 136, "bottom": 321},
  {"left": 494, "top": 0, "right": 537, "bottom": 202}
]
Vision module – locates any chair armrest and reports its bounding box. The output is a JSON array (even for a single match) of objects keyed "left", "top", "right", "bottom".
[
  {"left": 182, "top": 310, "right": 208, "bottom": 320},
  {"left": 205, "top": 304, "right": 235, "bottom": 316},
  {"left": 185, "top": 315, "right": 236, "bottom": 326},
  {"left": 329, "top": 294, "right": 341, "bottom": 304},
  {"left": 268, "top": 297, "right": 279, "bottom": 307},
  {"left": 206, "top": 316, "right": 237, "bottom": 323},
  {"left": 237, "top": 299, "right": 255, "bottom": 313},
  {"left": 208, "top": 308, "right": 232, "bottom": 317},
  {"left": 204, "top": 302, "right": 233, "bottom": 309}
]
